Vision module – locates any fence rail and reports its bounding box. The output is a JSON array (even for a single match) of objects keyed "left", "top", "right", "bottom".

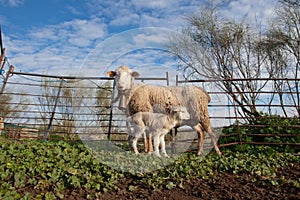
[
  {"left": 175, "top": 76, "right": 300, "bottom": 150},
  {"left": 0, "top": 68, "right": 299, "bottom": 151}
]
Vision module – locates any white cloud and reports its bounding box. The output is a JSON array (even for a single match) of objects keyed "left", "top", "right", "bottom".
[
  {"left": 131, "top": 0, "right": 173, "bottom": 9},
  {"left": 85, "top": 0, "right": 203, "bottom": 30},
  {"left": 27, "top": 18, "right": 107, "bottom": 48},
  {"left": 0, "top": 0, "right": 24, "bottom": 7},
  {"left": 1, "top": 0, "right": 279, "bottom": 78},
  {"left": 133, "top": 32, "right": 170, "bottom": 47},
  {"left": 4, "top": 17, "right": 107, "bottom": 75},
  {"left": 109, "top": 13, "right": 140, "bottom": 27},
  {"left": 66, "top": 5, "right": 82, "bottom": 16},
  {"left": 220, "top": 0, "right": 276, "bottom": 29}
]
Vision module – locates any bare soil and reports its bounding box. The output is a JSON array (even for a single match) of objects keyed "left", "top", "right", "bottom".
[{"left": 57, "top": 163, "right": 300, "bottom": 200}]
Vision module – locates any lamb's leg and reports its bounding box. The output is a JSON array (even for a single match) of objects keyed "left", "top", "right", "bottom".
[
  {"left": 131, "top": 125, "right": 144, "bottom": 155},
  {"left": 144, "top": 131, "right": 148, "bottom": 153},
  {"left": 153, "top": 133, "right": 161, "bottom": 157},
  {"left": 160, "top": 132, "right": 169, "bottom": 158},
  {"left": 132, "top": 136, "right": 139, "bottom": 155},
  {"left": 194, "top": 124, "right": 204, "bottom": 156}
]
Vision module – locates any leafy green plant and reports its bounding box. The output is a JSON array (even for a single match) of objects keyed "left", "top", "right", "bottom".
[
  {"left": 219, "top": 115, "right": 300, "bottom": 152},
  {"left": 0, "top": 139, "right": 124, "bottom": 199},
  {"left": 0, "top": 138, "right": 299, "bottom": 199}
]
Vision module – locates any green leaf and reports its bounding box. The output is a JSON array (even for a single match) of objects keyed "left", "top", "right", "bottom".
[
  {"left": 166, "top": 181, "right": 176, "bottom": 190},
  {"left": 128, "top": 185, "right": 136, "bottom": 191}
]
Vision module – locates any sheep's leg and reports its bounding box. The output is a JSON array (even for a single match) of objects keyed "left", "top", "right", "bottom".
[
  {"left": 205, "top": 124, "right": 222, "bottom": 156},
  {"left": 148, "top": 133, "right": 154, "bottom": 154},
  {"left": 194, "top": 124, "right": 204, "bottom": 156},
  {"left": 170, "top": 128, "right": 178, "bottom": 154},
  {"left": 153, "top": 133, "right": 161, "bottom": 157},
  {"left": 160, "top": 132, "right": 169, "bottom": 158}
]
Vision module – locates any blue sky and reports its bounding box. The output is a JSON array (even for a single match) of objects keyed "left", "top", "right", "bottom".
[{"left": 0, "top": 0, "right": 277, "bottom": 76}]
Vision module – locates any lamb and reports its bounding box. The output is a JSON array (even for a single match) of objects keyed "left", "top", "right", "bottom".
[
  {"left": 127, "top": 105, "right": 190, "bottom": 157},
  {"left": 107, "top": 65, "right": 222, "bottom": 156}
]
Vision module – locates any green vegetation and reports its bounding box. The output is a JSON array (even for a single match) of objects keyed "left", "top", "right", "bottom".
[
  {"left": 0, "top": 138, "right": 299, "bottom": 199},
  {"left": 219, "top": 115, "right": 300, "bottom": 152}
]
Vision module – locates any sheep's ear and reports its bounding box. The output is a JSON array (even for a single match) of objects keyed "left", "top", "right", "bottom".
[
  {"left": 131, "top": 71, "right": 140, "bottom": 78},
  {"left": 107, "top": 71, "right": 116, "bottom": 77}
]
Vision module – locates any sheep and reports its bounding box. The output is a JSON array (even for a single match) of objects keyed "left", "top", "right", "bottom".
[
  {"left": 107, "top": 66, "right": 222, "bottom": 156},
  {"left": 127, "top": 105, "right": 190, "bottom": 157},
  {"left": 108, "top": 66, "right": 176, "bottom": 152}
]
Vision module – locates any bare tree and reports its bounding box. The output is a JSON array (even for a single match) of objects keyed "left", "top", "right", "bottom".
[
  {"left": 38, "top": 78, "right": 114, "bottom": 139},
  {"left": 0, "top": 93, "right": 29, "bottom": 123},
  {"left": 38, "top": 79, "right": 86, "bottom": 139},
  {"left": 258, "top": 0, "right": 300, "bottom": 117},
  {"left": 168, "top": 5, "right": 271, "bottom": 121}
]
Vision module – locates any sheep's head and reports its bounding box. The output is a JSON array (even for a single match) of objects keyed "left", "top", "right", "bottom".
[{"left": 107, "top": 66, "right": 140, "bottom": 92}]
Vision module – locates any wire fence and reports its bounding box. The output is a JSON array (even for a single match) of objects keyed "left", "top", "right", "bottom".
[
  {"left": 0, "top": 68, "right": 299, "bottom": 151},
  {"left": 0, "top": 69, "right": 170, "bottom": 142},
  {"left": 176, "top": 76, "right": 300, "bottom": 150}
]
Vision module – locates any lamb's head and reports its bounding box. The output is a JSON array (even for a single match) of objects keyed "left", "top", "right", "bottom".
[
  {"left": 172, "top": 106, "right": 190, "bottom": 120},
  {"left": 107, "top": 66, "right": 140, "bottom": 92},
  {"left": 167, "top": 104, "right": 190, "bottom": 121},
  {"left": 166, "top": 105, "right": 190, "bottom": 128},
  {"left": 165, "top": 101, "right": 190, "bottom": 121}
]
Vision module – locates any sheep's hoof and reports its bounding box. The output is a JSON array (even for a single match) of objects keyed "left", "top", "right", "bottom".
[
  {"left": 196, "top": 151, "right": 202, "bottom": 156},
  {"left": 148, "top": 151, "right": 153, "bottom": 155}
]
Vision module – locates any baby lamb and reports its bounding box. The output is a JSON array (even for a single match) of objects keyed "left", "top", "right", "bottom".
[{"left": 127, "top": 105, "right": 190, "bottom": 157}]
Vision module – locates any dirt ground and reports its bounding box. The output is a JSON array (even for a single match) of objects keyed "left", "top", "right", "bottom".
[{"left": 59, "top": 163, "right": 300, "bottom": 200}]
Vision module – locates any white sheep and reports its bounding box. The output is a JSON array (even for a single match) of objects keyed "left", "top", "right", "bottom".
[
  {"left": 127, "top": 105, "right": 190, "bottom": 157},
  {"left": 107, "top": 66, "right": 222, "bottom": 156}
]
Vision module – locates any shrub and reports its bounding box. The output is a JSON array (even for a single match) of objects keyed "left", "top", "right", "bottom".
[{"left": 219, "top": 115, "right": 300, "bottom": 152}]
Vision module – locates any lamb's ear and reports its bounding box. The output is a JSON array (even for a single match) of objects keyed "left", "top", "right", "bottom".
[
  {"left": 165, "top": 101, "right": 172, "bottom": 113},
  {"left": 107, "top": 71, "right": 116, "bottom": 77},
  {"left": 131, "top": 71, "right": 140, "bottom": 78}
]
